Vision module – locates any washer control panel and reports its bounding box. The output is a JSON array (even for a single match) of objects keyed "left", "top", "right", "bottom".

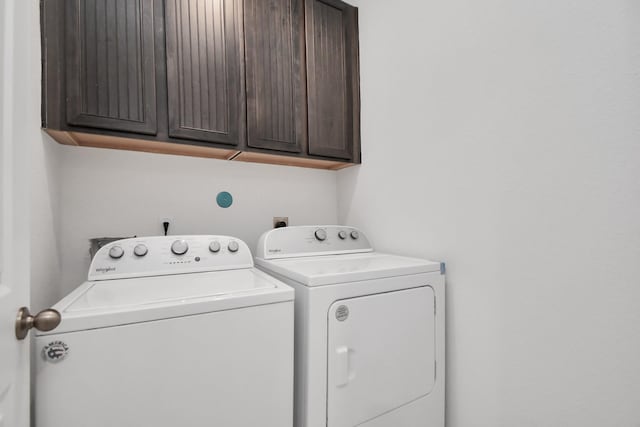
[
  {"left": 256, "top": 226, "right": 373, "bottom": 259},
  {"left": 89, "top": 235, "right": 253, "bottom": 281}
]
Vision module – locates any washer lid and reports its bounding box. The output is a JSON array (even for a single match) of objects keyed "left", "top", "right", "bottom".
[
  {"left": 40, "top": 269, "right": 293, "bottom": 335},
  {"left": 255, "top": 252, "right": 441, "bottom": 287}
]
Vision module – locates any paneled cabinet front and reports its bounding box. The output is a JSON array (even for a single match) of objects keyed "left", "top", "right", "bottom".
[
  {"left": 42, "top": 0, "right": 360, "bottom": 169},
  {"left": 244, "top": 0, "right": 307, "bottom": 153},
  {"left": 65, "top": 0, "right": 158, "bottom": 135},
  {"left": 305, "top": 0, "right": 360, "bottom": 161},
  {"left": 164, "top": 0, "right": 245, "bottom": 145}
]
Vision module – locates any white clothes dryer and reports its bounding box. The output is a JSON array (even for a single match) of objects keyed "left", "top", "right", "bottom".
[
  {"left": 35, "top": 235, "right": 294, "bottom": 427},
  {"left": 255, "top": 226, "right": 445, "bottom": 427}
]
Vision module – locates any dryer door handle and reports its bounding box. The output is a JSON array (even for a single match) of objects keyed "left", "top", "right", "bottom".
[{"left": 334, "top": 346, "right": 351, "bottom": 387}]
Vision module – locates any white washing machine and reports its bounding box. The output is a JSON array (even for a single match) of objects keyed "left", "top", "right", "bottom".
[
  {"left": 35, "top": 235, "right": 294, "bottom": 427},
  {"left": 255, "top": 226, "right": 445, "bottom": 427}
]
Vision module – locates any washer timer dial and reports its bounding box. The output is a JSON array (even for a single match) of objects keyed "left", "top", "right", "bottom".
[
  {"left": 209, "top": 241, "right": 221, "bottom": 253},
  {"left": 228, "top": 241, "right": 240, "bottom": 253},
  {"left": 109, "top": 246, "right": 124, "bottom": 259},
  {"left": 314, "top": 229, "right": 327, "bottom": 241},
  {"left": 133, "top": 244, "right": 148, "bottom": 257},
  {"left": 171, "top": 239, "right": 189, "bottom": 255}
]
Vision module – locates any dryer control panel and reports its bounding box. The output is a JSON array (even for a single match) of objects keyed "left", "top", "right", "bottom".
[
  {"left": 88, "top": 235, "right": 253, "bottom": 281},
  {"left": 256, "top": 226, "right": 373, "bottom": 259}
]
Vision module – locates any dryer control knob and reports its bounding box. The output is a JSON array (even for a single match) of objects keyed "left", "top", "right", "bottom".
[
  {"left": 315, "top": 229, "right": 327, "bottom": 241},
  {"left": 338, "top": 230, "right": 347, "bottom": 240},
  {"left": 350, "top": 230, "right": 359, "bottom": 240},
  {"left": 171, "top": 239, "right": 189, "bottom": 255},
  {"left": 133, "top": 244, "right": 148, "bottom": 257},
  {"left": 109, "top": 245, "right": 124, "bottom": 259},
  {"left": 227, "top": 241, "right": 239, "bottom": 253},
  {"left": 209, "top": 241, "right": 221, "bottom": 253}
]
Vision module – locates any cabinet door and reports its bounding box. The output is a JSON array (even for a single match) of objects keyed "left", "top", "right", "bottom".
[
  {"left": 65, "top": 0, "right": 158, "bottom": 135},
  {"left": 244, "top": 0, "right": 307, "bottom": 153},
  {"left": 165, "top": 0, "right": 244, "bottom": 145},
  {"left": 306, "top": 0, "right": 359, "bottom": 161}
]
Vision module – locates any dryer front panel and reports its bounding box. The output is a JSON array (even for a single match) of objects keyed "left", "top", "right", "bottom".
[{"left": 327, "top": 286, "right": 436, "bottom": 427}]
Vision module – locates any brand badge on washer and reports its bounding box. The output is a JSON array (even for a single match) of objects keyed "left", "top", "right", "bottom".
[
  {"left": 335, "top": 305, "right": 349, "bottom": 321},
  {"left": 43, "top": 341, "right": 69, "bottom": 362}
]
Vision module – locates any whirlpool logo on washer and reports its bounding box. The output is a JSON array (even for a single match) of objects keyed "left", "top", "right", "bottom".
[
  {"left": 95, "top": 266, "right": 116, "bottom": 273},
  {"left": 43, "top": 341, "right": 69, "bottom": 363}
]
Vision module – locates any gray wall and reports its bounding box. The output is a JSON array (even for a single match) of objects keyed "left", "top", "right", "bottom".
[{"left": 338, "top": 1, "right": 640, "bottom": 425}]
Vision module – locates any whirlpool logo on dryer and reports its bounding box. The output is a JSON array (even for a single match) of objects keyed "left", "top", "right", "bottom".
[{"left": 95, "top": 266, "right": 116, "bottom": 273}]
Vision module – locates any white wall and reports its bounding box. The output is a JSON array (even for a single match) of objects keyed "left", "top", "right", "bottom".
[
  {"left": 339, "top": 1, "right": 640, "bottom": 426},
  {"left": 57, "top": 146, "right": 338, "bottom": 293},
  {"left": 30, "top": 136, "right": 63, "bottom": 312},
  {"left": 21, "top": 0, "right": 64, "bottom": 313}
]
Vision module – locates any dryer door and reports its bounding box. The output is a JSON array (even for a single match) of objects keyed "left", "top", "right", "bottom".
[{"left": 327, "top": 286, "right": 436, "bottom": 427}]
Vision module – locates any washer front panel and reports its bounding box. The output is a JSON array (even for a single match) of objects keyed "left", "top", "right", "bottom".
[{"left": 35, "top": 301, "right": 294, "bottom": 427}]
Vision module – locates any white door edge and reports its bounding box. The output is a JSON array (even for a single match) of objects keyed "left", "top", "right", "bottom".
[{"left": 0, "top": 1, "right": 36, "bottom": 426}]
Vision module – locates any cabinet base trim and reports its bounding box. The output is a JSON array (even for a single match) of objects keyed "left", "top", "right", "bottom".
[
  {"left": 44, "top": 129, "right": 356, "bottom": 170},
  {"left": 233, "top": 151, "right": 353, "bottom": 170},
  {"left": 45, "top": 129, "right": 238, "bottom": 160}
]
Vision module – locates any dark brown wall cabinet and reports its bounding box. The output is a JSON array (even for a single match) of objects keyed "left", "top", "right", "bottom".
[
  {"left": 42, "top": 0, "right": 360, "bottom": 169},
  {"left": 65, "top": 0, "right": 158, "bottom": 135},
  {"left": 306, "top": 0, "right": 359, "bottom": 161},
  {"left": 165, "top": 0, "right": 245, "bottom": 145},
  {"left": 244, "top": 0, "right": 307, "bottom": 154}
]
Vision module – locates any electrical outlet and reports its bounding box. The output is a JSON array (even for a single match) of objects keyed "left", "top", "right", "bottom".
[{"left": 273, "top": 217, "right": 289, "bottom": 228}]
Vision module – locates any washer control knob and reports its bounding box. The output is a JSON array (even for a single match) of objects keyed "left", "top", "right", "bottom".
[
  {"left": 227, "top": 240, "right": 239, "bottom": 253},
  {"left": 171, "top": 239, "right": 189, "bottom": 255},
  {"left": 108, "top": 245, "right": 124, "bottom": 259},
  {"left": 350, "top": 230, "right": 360, "bottom": 240},
  {"left": 133, "top": 244, "right": 148, "bottom": 257},
  {"left": 209, "top": 241, "right": 221, "bottom": 253},
  {"left": 338, "top": 230, "right": 347, "bottom": 240},
  {"left": 315, "top": 229, "right": 327, "bottom": 241}
]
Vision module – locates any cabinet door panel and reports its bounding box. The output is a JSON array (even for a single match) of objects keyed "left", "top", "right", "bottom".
[
  {"left": 165, "top": 0, "right": 244, "bottom": 145},
  {"left": 306, "top": 0, "right": 359, "bottom": 160},
  {"left": 244, "top": 0, "right": 306, "bottom": 153},
  {"left": 66, "top": 0, "right": 157, "bottom": 135}
]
